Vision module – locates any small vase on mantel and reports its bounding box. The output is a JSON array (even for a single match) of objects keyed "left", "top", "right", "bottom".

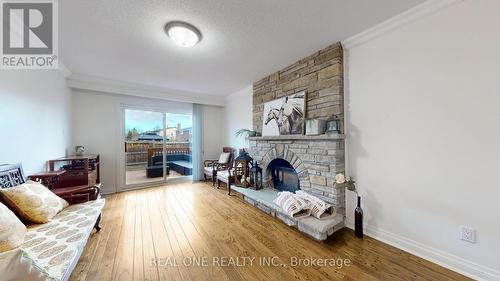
[{"left": 354, "top": 196, "right": 363, "bottom": 238}]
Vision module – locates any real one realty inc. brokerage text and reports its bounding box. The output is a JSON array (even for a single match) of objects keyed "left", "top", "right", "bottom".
[{"left": 152, "top": 256, "right": 352, "bottom": 269}]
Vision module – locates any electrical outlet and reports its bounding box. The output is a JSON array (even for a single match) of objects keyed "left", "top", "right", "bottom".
[{"left": 459, "top": 225, "right": 476, "bottom": 243}]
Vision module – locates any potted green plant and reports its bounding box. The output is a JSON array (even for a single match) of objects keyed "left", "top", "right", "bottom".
[{"left": 235, "top": 129, "right": 261, "bottom": 138}]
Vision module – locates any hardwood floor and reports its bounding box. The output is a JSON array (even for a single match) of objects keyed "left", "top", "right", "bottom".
[{"left": 70, "top": 182, "right": 470, "bottom": 281}]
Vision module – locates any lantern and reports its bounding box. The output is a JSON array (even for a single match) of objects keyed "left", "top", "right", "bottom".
[
  {"left": 249, "top": 162, "right": 263, "bottom": 190},
  {"left": 326, "top": 115, "right": 341, "bottom": 134},
  {"left": 234, "top": 152, "right": 253, "bottom": 188}
]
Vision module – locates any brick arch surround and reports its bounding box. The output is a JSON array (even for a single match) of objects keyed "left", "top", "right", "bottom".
[{"left": 259, "top": 144, "right": 309, "bottom": 188}]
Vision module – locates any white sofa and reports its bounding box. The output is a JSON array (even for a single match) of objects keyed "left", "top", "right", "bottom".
[
  {"left": 0, "top": 164, "right": 105, "bottom": 281},
  {"left": 1, "top": 199, "right": 105, "bottom": 281}
]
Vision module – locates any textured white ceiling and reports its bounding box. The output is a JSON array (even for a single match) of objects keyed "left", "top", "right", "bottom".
[{"left": 60, "top": 0, "right": 424, "bottom": 97}]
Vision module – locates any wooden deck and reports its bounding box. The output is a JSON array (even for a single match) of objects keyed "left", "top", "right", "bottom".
[{"left": 69, "top": 182, "right": 470, "bottom": 281}]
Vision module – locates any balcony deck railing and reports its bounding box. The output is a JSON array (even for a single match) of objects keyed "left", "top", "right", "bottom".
[{"left": 125, "top": 141, "right": 191, "bottom": 166}]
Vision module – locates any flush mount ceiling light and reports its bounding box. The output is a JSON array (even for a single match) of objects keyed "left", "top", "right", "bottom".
[{"left": 164, "top": 21, "right": 202, "bottom": 47}]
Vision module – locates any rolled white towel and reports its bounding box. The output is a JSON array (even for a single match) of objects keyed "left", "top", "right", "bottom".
[
  {"left": 273, "top": 191, "right": 311, "bottom": 218},
  {"left": 295, "top": 190, "right": 336, "bottom": 220}
]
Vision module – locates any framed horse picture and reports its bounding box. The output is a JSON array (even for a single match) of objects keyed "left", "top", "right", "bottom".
[{"left": 262, "top": 91, "right": 305, "bottom": 136}]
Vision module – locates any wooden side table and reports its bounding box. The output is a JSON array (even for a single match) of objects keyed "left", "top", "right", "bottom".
[
  {"left": 49, "top": 154, "right": 100, "bottom": 187},
  {"left": 28, "top": 170, "right": 66, "bottom": 190}
]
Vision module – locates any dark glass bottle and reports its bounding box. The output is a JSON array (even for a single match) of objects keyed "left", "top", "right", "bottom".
[{"left": 354, "top": 196, "right": 363, "bottom": 238}]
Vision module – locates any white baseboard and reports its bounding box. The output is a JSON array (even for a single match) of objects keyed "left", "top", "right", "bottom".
[{"left": 344, "top": 221, "right": 500, "bottom": 281}]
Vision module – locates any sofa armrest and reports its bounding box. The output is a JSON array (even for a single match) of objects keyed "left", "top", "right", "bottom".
[{"left": 53, "top": 184, "right": 100, "bottom": 205}]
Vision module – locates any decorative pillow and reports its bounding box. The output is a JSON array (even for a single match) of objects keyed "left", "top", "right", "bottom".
[
  {"left": 0, "top": 248, "right": 48, "bottom": 281},
  {"left": 0, "top": 202, "right": 27, "bottom": 253},
  {"left": 218, "top": 152, "right": 230, "bottom": 164},
  {"left": 0, "top": 181, "right": 68, "bottom": 224}
]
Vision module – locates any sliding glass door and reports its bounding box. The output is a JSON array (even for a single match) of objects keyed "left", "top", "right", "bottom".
[
  {"left": 124, "top": 109, "right": 166, "bottom": 186},
  {"left": 123, "top": 108, "right": 193, "bottom": 189},
  {"left": 164, "top": 113, "right": 193, "bottom": 181}
]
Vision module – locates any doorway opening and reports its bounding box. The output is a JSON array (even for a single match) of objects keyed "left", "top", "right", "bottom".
[{"left": 124, "top": 109, "right": 193, "bottom": 187}]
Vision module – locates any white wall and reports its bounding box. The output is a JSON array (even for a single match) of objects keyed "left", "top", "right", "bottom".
[
  {"left": 224, "top": 85, "right": 252, "bottom": 150},
  {"left": 202, "top": 104, "right": 226, "bottom": 160},
  {"left": 72, "top": 91, "right": 117, "bottom": 194},
  {"left": 72, "top": 90, "right": 223, "bottom": 194},
  {"left": 0, "top": 70, "right": 71, "bottom": 175},
  {"left": 344, "top": 1, "right": 500, "bottom": 279}
]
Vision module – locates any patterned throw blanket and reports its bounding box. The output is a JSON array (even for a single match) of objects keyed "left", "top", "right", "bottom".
[
  {"left": 273, "top": 191, "right": 311, "bottom": 218},
  {"left": 273, "top": 191, "right": 336, "bottom": 220}
]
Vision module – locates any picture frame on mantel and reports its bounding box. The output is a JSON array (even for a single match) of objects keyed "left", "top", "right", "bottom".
[{"left": 262, "top": 91, "right": 306, "bottom": 136}]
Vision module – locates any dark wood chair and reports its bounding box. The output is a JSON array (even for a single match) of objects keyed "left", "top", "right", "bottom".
[
  {"left": 216, "top": 167, "right": 234, "bottom": 195},
  {"left": 203, "top": 147, "right": 234, "bottom": 186}
]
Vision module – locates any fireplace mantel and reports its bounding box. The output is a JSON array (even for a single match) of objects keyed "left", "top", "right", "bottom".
[{"left": 248, "top": 134, "right": 346, "bottom": 141}]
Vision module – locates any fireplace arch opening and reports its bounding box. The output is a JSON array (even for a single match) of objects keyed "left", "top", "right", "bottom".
[{"left": 268, "top": 158, "right": 299, "bottom": 192}]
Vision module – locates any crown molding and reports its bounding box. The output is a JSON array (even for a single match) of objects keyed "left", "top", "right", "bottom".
[
  {"left": 58, "top": 61, "right": 72, "bottom": 78},
  {"left": 342, "top": 0, "right": 464, "bottom": 49},
  {"left": 225, "top": 85, "right": 252, "bottom": 103},
  {"left": 66, "top": 74, "right": 225, "bottom": 106}
]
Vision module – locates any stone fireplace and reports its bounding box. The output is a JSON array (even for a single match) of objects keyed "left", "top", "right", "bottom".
[
  {"left": 227, "top": 41, "right": 346, "bottom": 239},
  {"left": 247, "top": 41, "right": 346, "bottom": 216},
  {"left": 249, "top": 135, "right": 345, "bottom": 216}
]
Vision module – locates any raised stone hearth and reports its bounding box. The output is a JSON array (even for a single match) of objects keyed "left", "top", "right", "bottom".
[
  {"left": 230, "top": 186, "right": 344, "bottom": 240},
  {"left": 248, "top": 135, "right": 346, "bottom": 216}
]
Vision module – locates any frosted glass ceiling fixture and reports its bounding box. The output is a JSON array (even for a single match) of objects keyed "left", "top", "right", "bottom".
[{"left": 164, "top": 21, "right": 202, "bottom": 47}]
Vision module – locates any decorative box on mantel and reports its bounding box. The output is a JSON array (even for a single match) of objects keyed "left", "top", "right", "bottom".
[
  {"left": 306, "top": 119, "right": 326, "bottom": 135},
  {"left": 248, "top": 134, "right": 346, "bottom": 216}
]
